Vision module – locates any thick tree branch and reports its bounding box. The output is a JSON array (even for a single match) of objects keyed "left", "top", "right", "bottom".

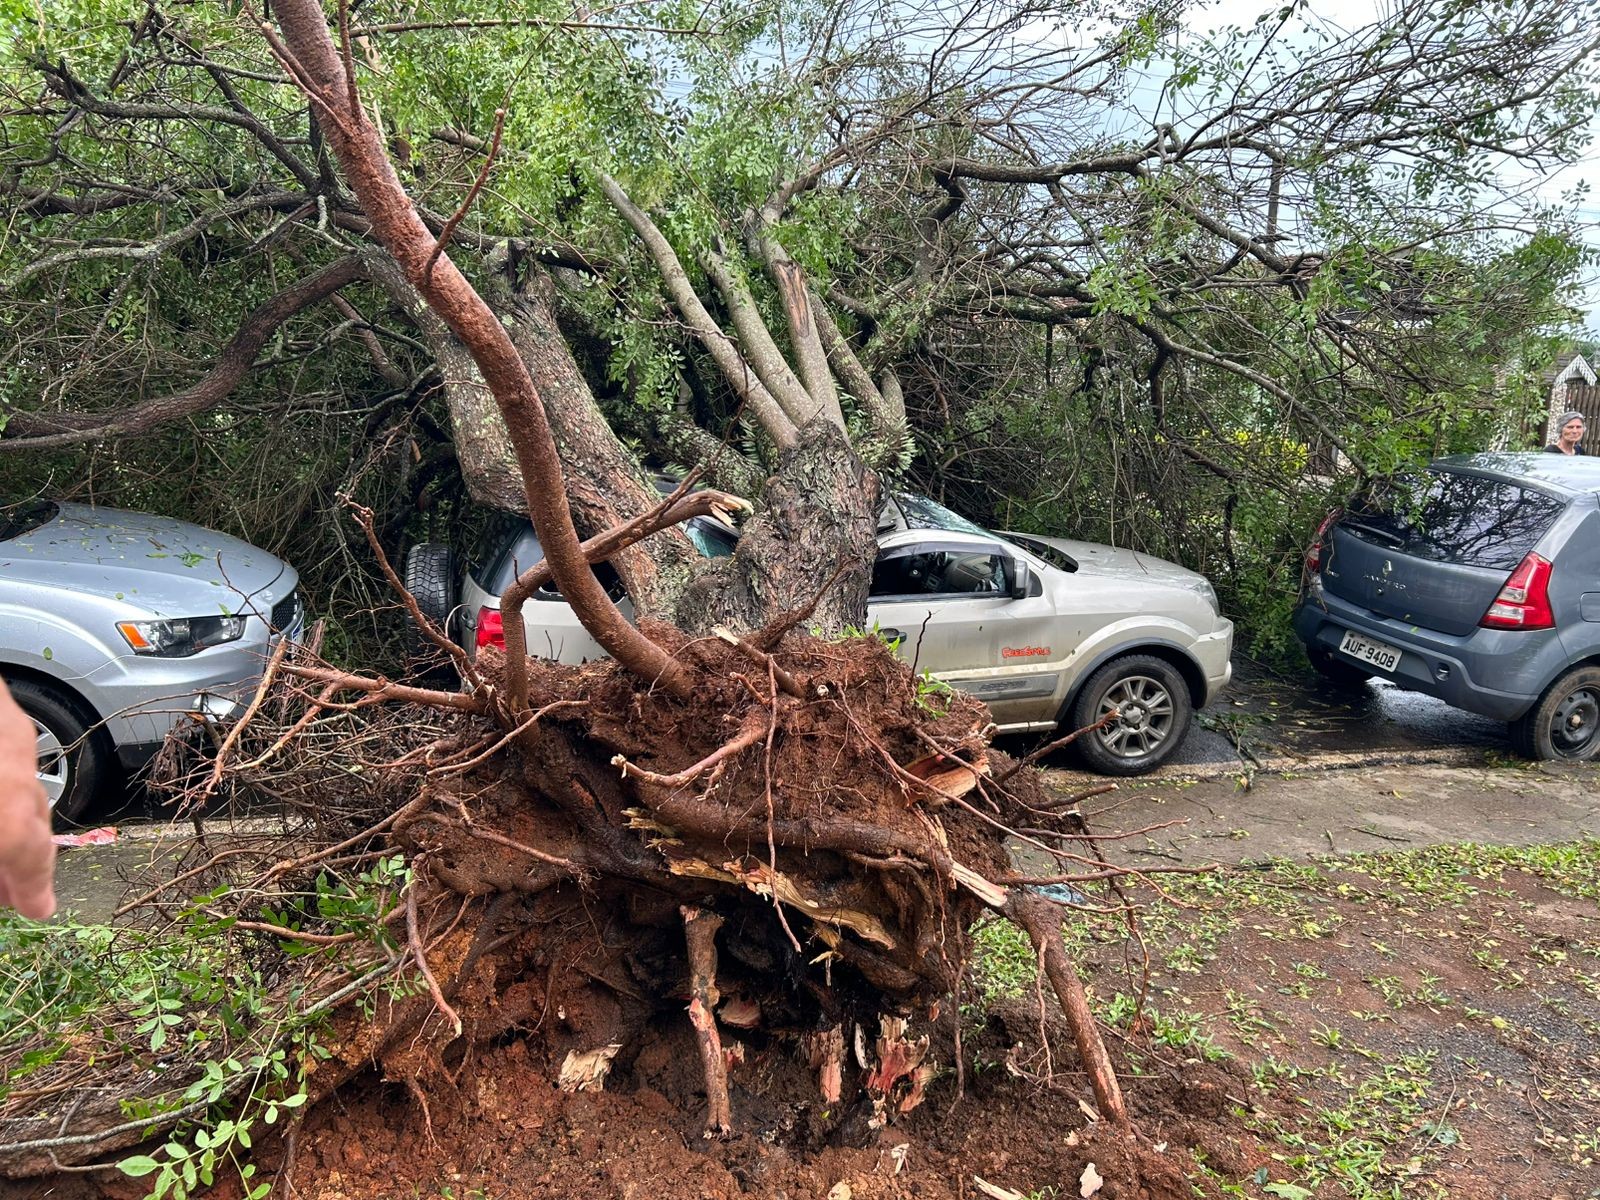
[
  {"left": 808, "top": 289, "right": 905, "bottom": 436},
  {"left": 1, "top": 256, "right": 367, "bottom": 450},
  {"left": 752, "top": 240, "right": 844, "bottom": 429},
  {"left": 700, "top": 249, "right": 824, "bottom": 427},
  {"left": 595, "top": 171, "right": 799, "bottom": 449}
]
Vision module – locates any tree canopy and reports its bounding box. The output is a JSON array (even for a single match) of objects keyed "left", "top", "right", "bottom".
[{"left": 3, "top": 0, "right": 1596, "bottom": 649}]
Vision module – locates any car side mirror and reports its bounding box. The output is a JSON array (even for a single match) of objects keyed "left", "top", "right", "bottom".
[{"left": 1006, "top": 557, "right": 1031, "bottom": 600}]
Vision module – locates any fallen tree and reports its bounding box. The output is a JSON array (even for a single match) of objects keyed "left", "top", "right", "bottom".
[{"left": 0, "top": 2, "right": 1203, "bottom": 1193}]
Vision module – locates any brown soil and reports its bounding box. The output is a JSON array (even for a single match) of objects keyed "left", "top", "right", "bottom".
[
  {"left": 17, "top": 850, "right": 1600, "bottom": 1200},
  {"left": 35, "top": 1014, "right": 1230, "bottom": 1200}
]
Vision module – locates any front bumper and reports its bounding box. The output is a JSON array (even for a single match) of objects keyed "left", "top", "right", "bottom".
[
  {"left": 1195, "top": 619, "right": 1235, "bottom": 707},
  {"left": 86, "top": 615, "right": 300, "bottom": 750}
]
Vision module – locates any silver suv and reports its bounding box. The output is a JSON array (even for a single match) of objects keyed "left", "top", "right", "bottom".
[
  {"left": 0, "top": 500, "right": 303, "bottom": 820},
  {"left": 412, "top": 494, "right": 1233, "bottom": 775}
]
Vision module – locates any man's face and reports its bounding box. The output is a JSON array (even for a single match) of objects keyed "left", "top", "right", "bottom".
[{"left": 1562, "top": 418, "right": 1586, "bottom": 443}]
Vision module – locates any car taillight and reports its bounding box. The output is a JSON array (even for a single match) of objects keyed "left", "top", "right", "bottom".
[
  {"left": 1305, "top": 509, "right": 1341, "bottom": 575},
  {"left": 475, "top": 607, "right": 506, "bottom": 649},
  {"left": 1480, "top": 553, "right": 1555, "bottom": 630}
]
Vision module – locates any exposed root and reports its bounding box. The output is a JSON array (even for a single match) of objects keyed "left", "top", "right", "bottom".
[
  {"left": 407, "top": 869, "right": 463, "bottom": 1039},
  {"left": 682, "top": 905, "right": 732, "bottom": 1137},
  {"left": 0, "top": 623, "right": 1184, "bottom": 1181},
  {"left": 1007, "top": 891, "right": 1129, "bottom": 1126}
]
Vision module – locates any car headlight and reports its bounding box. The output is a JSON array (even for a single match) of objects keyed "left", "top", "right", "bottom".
[
  {"left": 117, "top": 615, "right": 247, "bottom": 657},
  {"left": 1199, "top": 580, "right": 1219, "bottom": 613}
]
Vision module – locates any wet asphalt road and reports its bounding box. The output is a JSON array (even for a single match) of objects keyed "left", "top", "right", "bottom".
[{"left": 1008, "top": 668, "right": 1513, "bottom": 778}]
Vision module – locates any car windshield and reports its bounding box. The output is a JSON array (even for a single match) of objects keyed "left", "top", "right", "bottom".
[
  {"left": 1344, "top": 470, "right": 1566, "bottom": 570},
  {"left": 891, "top": 493, "right": 994, "bottom": 537},
  {"left": 1003, "top": 533, "right": 1078, "bottom": 573},
  {"left": 0, "top": 500, "right": 57, "bottom": 542}
]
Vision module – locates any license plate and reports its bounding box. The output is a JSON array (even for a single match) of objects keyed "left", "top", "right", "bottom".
[{"left": 1338, "top": 629, "right": 1401, "bottom": 673}]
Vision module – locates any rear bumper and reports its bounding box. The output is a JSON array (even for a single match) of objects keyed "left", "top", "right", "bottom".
[{"left": 1293, "top": 597, "right": 1553, "bottom": 721}]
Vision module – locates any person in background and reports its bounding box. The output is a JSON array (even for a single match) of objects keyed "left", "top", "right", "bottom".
[
  {"left": 1544, "top": 411, "right": 1587, "bottom": 455},
  {"left": 0, "top": 678, "right": 56, "bottom": 918}
]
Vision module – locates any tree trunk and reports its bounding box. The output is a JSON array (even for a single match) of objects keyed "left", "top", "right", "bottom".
[
  {"left": 675, "top": 420, "right": 878, "bottom": 637},
  {"left": 365, "top": 253, "right": 874, "bottom": 637},
  {"left": 365, "top": 252, "right": 702, "bottom": 618},
  {"left": 504, "top": 269, "right": 699, "bottom": 618}
]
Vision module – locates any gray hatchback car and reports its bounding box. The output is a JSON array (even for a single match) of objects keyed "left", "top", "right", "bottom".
[
  {"left": 0, "top": 500, "right": 303, "bottom": 820},
  {"left": 1294, "top": 452, "right": 1600, "bottom": 760}
]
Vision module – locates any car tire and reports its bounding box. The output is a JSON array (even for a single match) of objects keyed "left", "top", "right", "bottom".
[
  {"left": 1307, "top": 647, "right": 1371, "bottom": 691},
  {"left": 7, "top": 678, "right": 105, "bottom": 826},
  {"left": 1509, "top": 666, "right": 1600, "bottom": 762},
  {"left": 1068, "top": 654, "right": 1194, "bottom": 777},
  {"left": 402, "top": 543, "right": 457, "bottom": 657}
]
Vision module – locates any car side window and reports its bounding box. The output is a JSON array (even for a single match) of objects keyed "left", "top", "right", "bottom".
[
  {"left": 870, "top": 544, "right": 1007, "bottom": 598},
  {"left": 685, "top": 520, "right": 737, "bottom": 558}
]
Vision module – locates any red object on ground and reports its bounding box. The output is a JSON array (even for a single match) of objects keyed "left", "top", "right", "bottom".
[{"left": 51, "top": 826, "right": 119, "bottom": 847}]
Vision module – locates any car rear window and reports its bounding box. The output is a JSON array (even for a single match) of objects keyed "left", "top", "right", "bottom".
[{"left": 1342, "top": 470, "right": 1566, "bottom": 570}]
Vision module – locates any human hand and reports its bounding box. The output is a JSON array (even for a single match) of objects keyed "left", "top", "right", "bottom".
[{"left": 0, "top": 679, "right": 56, "bottom": 919}]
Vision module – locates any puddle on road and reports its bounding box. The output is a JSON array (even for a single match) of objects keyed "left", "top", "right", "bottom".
[{"left": 1208, "top": 671, "right": 1508, "bottom": 759}]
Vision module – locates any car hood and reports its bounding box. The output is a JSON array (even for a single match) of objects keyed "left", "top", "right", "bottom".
[
  {"left": 0, "top": 502, "right": 293, "bottom": 616},
  {"left": 1009, "top": 533, "right": 1214, "bottom": 591}
]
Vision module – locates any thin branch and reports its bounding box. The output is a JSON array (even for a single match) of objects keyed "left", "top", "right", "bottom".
[
  {"left": 2, "top": 256, "right": 367, "bottom": 451},
  {"left": 425, "top": 108, "right": 507, "bottom": 280}
]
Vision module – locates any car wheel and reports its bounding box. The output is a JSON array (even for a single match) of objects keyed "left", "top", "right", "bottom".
[
  {"left": 1308, "top": 647, "right": 1371, "bottom": 691},
  {"left": 8, "top": 679, "right": 105, "bottom": 825},
  {"left": 1509, "top": 666, "right": 1600, "bottom": 762},
  {"left": 402, "top": 543, "right": 457, "bottom": 657},
  {"left": 1069, "top": 654, "right": 1193, "bottom": 777}
]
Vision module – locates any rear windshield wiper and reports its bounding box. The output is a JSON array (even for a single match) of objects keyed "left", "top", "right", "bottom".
[{"left": 1339, "top": 517, "right": 1407, "bottom": 548}]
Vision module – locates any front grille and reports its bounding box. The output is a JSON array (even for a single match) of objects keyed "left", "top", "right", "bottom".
[{"left": 270, "top": 590, "right": 302, "bottom": 633}]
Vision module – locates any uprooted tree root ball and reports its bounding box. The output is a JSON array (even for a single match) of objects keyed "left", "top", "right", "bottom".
[{"left": 0, "top": 625, "right": 1209, "bottom": 1195}]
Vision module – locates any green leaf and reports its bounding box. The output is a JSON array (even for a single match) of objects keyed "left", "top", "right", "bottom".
[
  {"left": 118, "top": 1155, "right": 162, "bottom": 1178},
  {"left": 1264, "top": 1185, "right": 1314, "bottom": 1200}
]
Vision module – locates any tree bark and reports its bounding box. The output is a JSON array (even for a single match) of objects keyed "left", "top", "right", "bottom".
[
  {"left": 675, "top": 420, "right": 878, "bottom": 638},
  {"left": 503, "top": 270, "right": 700, "bottom": 616},
  {"left": 360, "top": 252, "right": 699, "bottom": 617}
]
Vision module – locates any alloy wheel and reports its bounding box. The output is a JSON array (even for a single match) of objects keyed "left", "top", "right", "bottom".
[
  {"left": 1096, "top": 675, "right": 1177, "bottom": 758},
  {"left": 33, "top": 717, "right": 69, "bottom": 810}
]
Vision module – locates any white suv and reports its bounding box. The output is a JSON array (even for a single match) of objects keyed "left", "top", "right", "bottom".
[{"left": 409, "top": 494, "right": 1233, "bottom": 775}]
